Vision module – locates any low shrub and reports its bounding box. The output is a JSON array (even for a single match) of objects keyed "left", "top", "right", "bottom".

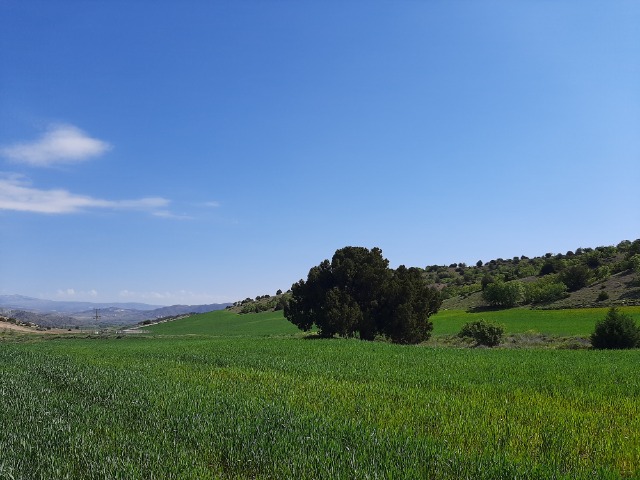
[{"left": 458, "top": 319, "right": 505, "bottom": 347}]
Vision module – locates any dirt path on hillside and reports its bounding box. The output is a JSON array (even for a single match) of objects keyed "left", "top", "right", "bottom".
[{"left": 0, "top": 320, "right": 65, "bottom": 334}]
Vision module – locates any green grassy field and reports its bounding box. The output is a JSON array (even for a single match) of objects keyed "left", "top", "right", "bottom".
[
  {"left": 1, "top": 308, "right": 639, "bottom": 478},
  {"left": 144, "top": 306, "right": 640, "bottom": 338},
  {"left": 144, "top": 310, "right": 300, "bottom": 337},
  {"left": 431, "top": 306, "right": 640, "bottom": 336}
]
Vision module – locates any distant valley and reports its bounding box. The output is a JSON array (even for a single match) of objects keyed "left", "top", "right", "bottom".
[{"left": 0, "top": 295, "right": 231, "bottom": 328}]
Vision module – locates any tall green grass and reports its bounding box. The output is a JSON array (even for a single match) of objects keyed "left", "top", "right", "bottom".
[{"left": 1, "top": 331, "right": 638, "bottom": 478}]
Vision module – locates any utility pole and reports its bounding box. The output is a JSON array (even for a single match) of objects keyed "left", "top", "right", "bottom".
[{"left": 93, "top": 308, "right": 101, "bottom": 334}]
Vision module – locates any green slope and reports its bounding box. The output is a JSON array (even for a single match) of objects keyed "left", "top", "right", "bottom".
[
  {"left": 141, "top": 306, "right": 640, "bottom": 338},
  {"left": 142, "top": 309, "right": 300, "bottom": 337},
  {"left": 432, "top": 306, "right": 640, "bottom": 336}
]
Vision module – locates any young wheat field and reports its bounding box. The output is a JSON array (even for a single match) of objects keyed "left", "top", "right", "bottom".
[{"left": 1, "top": 309, "right": 639, "bottom": 479}]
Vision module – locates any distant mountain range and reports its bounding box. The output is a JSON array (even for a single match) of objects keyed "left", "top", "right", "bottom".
[
  {"left": 0, "top": 295, "right": 231, "bottom": 328},
  {"left": 0, "top": 294, "right": 164, "bottom": 313}
]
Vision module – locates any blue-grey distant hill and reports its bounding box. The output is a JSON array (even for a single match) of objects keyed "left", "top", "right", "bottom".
[
  {"left": 0, "top": 295, "right": 231, "bottom": 327},
  {"left": 0, "top": 294, "right": 163, "bottom": 313}
]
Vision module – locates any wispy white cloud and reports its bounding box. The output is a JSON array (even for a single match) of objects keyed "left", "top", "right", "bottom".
[
  {"left": 0, "top": 124, "right": 111, "bottom": 166},
  {"left": 119, "top": 289, "right": 230, "bottom": 304},
  {"left": 55, "top": 288, "right": 98, "bottom": 298},
  {"left": 0, "top": 174, "right": 170, "bottom": 215},
  {"left": 203, "top": 201, "right": 221, "bottom": 208},
  {"left": 152, "top": 210, "right": 194, "bottom": 220}
]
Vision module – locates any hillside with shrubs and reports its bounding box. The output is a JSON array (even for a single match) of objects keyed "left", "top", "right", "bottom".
[
  {"left": 233, "top": 239, "right": 640, "bottom": 315},
  {"left": 432, "top": 239, "right": 640, "bottom": 310}
]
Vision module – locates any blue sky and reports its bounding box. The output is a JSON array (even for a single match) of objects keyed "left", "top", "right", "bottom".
[{"left": 1, "top": 1, "right": 638, "bottom": 305}]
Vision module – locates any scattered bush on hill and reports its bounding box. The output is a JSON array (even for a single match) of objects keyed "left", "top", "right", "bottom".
[
  {"left": 594, "top": 266, "right": 611, "bottom": 281},
  {"left": 524, "top": 276, "right": 568, "bottom": 305},
  {"left": 559, "top": 264, "right": 593, "bottom": 291},
  {"left": 481, "top": 274, "right": 494, "bottom": 290},
  {"left": 273, "top": 296, "right": 289, "bottom": 311},
  {"left": 591, "top": 307, "right": 640, "bottom": 349},
  {"left": 539, "top": 259, "right": 559, "bottom": 276},
  {"left": 233, "top": 290, "right": 290, "bottom": 314},
  {"left": 628, "top": 239, "right": 640, "bottom": 256},
  {"left": 240, "top": 301, "right": 272, "bottom": 314},
  {"left": 458, "top": 319, "right": 505, "bottom": 347},
  {"left": 630, "top": 254, "right": 640, "bottom": 286},
  {"left": 284, "top": 246, "right": 441, "bottom": 343},
  {"left": 482, "top": 281, "right": 524, "bottom": 308}
]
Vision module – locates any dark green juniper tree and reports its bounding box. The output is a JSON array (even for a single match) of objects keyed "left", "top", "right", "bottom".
[
  {"left": 380, "top": 265, "right": 441, "bottom": 344},
  {"left": 285, "top": 247, "right": 441, "bottom": 344},
  {"left": 591, "top": 307, "right": 640, "bottom": 349}
]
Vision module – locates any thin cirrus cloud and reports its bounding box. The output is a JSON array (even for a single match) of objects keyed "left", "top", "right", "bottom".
[
  {"left": 56, "top": 288, "right": 98, "bottom": 298},
  {"left": 119, "top": 289, "right": 225, "bottom": 304},
  {"left": 0, "top": 124, "right": 111, "bottom": 166},
  {"left": 152, "top": 210, "right": 194, "bottom": 220},
  {"left": 0, "top": 124, "right": 193, "bottom": 218},
  {"left": 0, "top": 174, "right": 170, "bottom": 215}
]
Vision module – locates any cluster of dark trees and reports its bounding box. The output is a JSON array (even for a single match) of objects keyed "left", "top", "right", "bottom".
[{"left": 284, "top": 247, "right": 441, "bottom": 344}]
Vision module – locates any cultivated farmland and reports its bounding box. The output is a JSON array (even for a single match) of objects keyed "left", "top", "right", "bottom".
[{"left": 1, "top": 309, "right": 639, "bottom": 478}]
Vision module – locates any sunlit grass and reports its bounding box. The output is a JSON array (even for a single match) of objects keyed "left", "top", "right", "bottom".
[
  {"left": 142, "top": 306, "right": 640, "bottom": 339},
  {"left": 143, "top": 309, "right": 299, "bottom": 337},
  {"left": 432, "top": 306, "right": 640, "bottom": 336},
  {"left": 1, "top": 330, "right": 639, "bottom": 478}
]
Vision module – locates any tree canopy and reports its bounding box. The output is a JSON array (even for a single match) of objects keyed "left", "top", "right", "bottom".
[
  {"left": 482, "top": 281, "right": 524, "bottom": 308},
  {"left": 591, "top": 307, "right": 640, "bottom": 349},
  {"left": 284, "top": 247, "right": 441, "bottom": 344}
]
